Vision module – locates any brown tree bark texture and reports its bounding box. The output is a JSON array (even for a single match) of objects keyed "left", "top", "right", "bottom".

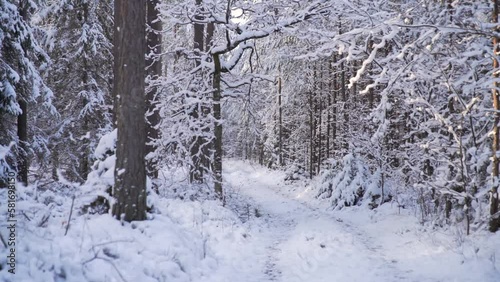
[
  {"left": 17, "top": 100, "right": 28, "bottom": 186},
  {"left": 113, "top": 0, "right": 147, "bottom": 222},
  {"left": 490, "top": 0, "right": 500, "bottom": 232},
  {"left": 213, "top": 54, "right": 223, "bottom": 200}
]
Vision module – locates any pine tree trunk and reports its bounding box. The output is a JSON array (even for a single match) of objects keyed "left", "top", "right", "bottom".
[
  {"left": 51, "top": 146, "right": 59, "bottom": 181},
  {"left": 278, "top": 68, "right": 283, "bottom": 166},
  {"left": 206, "top": 22, "right": 214, "bottom": 51},
  {"left": 351, "top": 61, "right": 357, "bottom": 103},
  {"left": 146, "top": 0, "right": 162, "bottom": 179},
  {"left": 312, "top": 64, "right": 318, "bottom": 175},
  {"left": 80, "top": 45, "right": 90, "bottom": 182},
  {"left": 317, "top": 64, "right": 323, "bottom": 174},
  {"left": 332, "top": 55, "right": 337, "bottom": 153},
  {"left": 190, "top": 0, "right": 205, "bottom": 183},
  {"left": 309, "top": 89, "right": 314, "bottom": 179},
  {"left": 213, "top": 54, "right": 223, "bottom": 200},
  {"left": 112, "top": 0, "right": 147, "bottom": 222},
  {"left": 341, "top": 58, "right": 348, "bottom": 151},
  {"left": 79, "top": 114, "right": 89, "bottom": 182},
  {"left": 326, "top": 58, "right": 332, "bottom": 160},
  {"left": 202, "top": 22, "right": 215, "bottom": 173},
  {"left": 259, "top": 142, "right": 264, "bottom": 166},
  {"left": 17, "top": 100, "right": 28, "bottom": 186},
  {"left": 490, "top": 0, "right": 500, "bottom": 232},
  {"left": 17, "top": 0, "right": 29, "bottom": 186}
]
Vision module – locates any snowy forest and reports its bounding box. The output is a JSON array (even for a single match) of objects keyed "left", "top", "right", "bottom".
[{"left": 1, "top": 0, "right": 500, "bottom": 281}]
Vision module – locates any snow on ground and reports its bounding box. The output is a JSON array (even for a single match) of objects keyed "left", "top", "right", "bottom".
[
  {"left": 1, "top": 160, "right": 499, "bottom": 281},
  {"left": 0, "top": 186, "right": 260, "bottom": 282},
  {"left": 224, "top": 160, "right": 500, "bottom": 282}
]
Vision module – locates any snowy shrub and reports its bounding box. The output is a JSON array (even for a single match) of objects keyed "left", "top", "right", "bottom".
[
  {"left": 80, "top": 129, "right": 116, "bottom": 214},
  {"left": 85, "top": 129, "right": 116, "bottom": 188},
  {"left": 284, "top": 163, "right": 309, "bottom": 182},
  {"left": 317, "top": 153, "right": 382, "bottom": 209},
  {"left": 80, "top": 129, "right": 159, "bottom": 214},
  {"left": 164, "top": 180, "right": 218, "bottom": 201},
  {"left": 0, "top": 142, "right": 14, "bottom": 185}
]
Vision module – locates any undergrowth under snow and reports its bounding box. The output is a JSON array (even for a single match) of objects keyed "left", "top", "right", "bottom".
[{"left": 0, "top": 160, "right": 499, "bottom": 282}]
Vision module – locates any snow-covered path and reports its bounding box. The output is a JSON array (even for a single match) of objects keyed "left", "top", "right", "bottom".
[
  {"left": 224, "top": 160, "right": 500, "bottom": 282},
  {"left": 225, "top": 161, "right": 409, "bottom": 282}
]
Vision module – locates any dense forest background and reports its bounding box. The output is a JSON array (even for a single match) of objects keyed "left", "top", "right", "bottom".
[{"left": 1, "top": 0, "right": 500, "bottom": 235}]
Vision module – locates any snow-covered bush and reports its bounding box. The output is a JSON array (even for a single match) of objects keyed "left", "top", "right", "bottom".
[
  {"left": 317, "top": 153, "right": 381, "bottom": 210},
  {"left": 284, "top": 163, "right": 309, "bottom": 182},
  {"left": 80, "top": 129, "right": 161, "bottom": 214},
  {"left": 161, "top": 177, "right": 218, "bottom": 202},
  {"left": 85, "top": 129, "right": 116, "bottom": 189},
  {"left": 79, "top": 129, "right": 116, "bottom": 214},
  {"left": 0, "top": 143, "right": 14, "bottom": 185}
]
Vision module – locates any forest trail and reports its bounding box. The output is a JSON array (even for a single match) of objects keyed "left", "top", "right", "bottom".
[{"left": 224, "top": 160, "right": 417, "bottom": 282}]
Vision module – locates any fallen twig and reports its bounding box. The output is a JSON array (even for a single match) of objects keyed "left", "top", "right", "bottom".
[
  {"left": 22, "top": 211, "right": 31, "bottom": 221},
  {"left": 65, "top": 195, "right": 76, "bottom": 236}
]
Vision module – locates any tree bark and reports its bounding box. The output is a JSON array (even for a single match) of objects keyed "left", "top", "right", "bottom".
[
  {"left": 313, "top": 65, "right": 319, "bottom": 175},
  {"left": 80, "top": 26, "right": 90, "bottom": 182},
  {"left": 206, "top": 22, "right": 215, "bottom": 51},
  {"left": 17, "top": 0, "right": 30, "bottom": 186},
  {"left": 317, "top": 64, "right": 323, "bottom": 174},
  {"left": 490, "top": 0, "right": 500, "bottom": 232},
  {"left": 51, "top": 145, "right": 59, "bottom": 181},
  {"left": 309, "top": 89, "right": 314, "bottom": 179},
  {"left": 201, "top": 22, "right": 215, "bottom": 174},
  {"left": 190, "top": 0, "right": 205, "bottom": 183},
  {"left": 17, "top": 100, "right": 28, "bottom": 186},
  {"left": 326, "top": 59, "right": 332, "bottom": 160},
  {"left": 341, "top": 58, "right": 348, "bottom": 151},
  {"left": 213, "top": 54, "right": 223, "bottom": 200},
  {"left": 112, "top": 0, "right": 147, "bottom": 222},
  {"left": 332, "top": 55, "right": 338, "bottom": 153},
  {"left": 146, "top": 0, "right": 162, "bottom": 179},
  {"left": 278, "top": 66, "right": 283, "bottom": 167}
]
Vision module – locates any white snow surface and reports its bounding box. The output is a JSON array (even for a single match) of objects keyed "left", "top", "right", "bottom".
[
  {"left": 1, "top": 160, "right": 499, "bottom": 281},
  {"left": 224, "top": 160, "right": 500, "bottom": 282}
]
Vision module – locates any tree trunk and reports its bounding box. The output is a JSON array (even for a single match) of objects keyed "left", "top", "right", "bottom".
[
  {"left": 80, "top": 38, "right": 90, "bottom": 182},
  {"left": 213, "top": 54, "right": 223, "bottom": 200},
  {"left": 368, "top": 42, "right": 375, "bottom": 110},
  {"left": 278, "top": 67, "right": 283, "bottom": 166},
  {"left": 332, "top": 55, "right": 337, "bottom": 153},
  {"left": 51, "top": 145, "right": 59, "bottom": 181},
  {"left": 206, "top": 22, "right": 215, "bottom": 51},
  {"left": 309, "top": 90, "right": 314, "bottom": 179},
  {"left": 311, "top": 64, "right": 318, "bottom": 176},
  {"left": 193, "top": 0, "right": 204, "bottom": 52},
  {"left": 17, "top": 0, "right": 29, "bottom": 186},
  {"left": 491, "top": 0, "right": 500, "bottom": 232},
  {"left": 17, "top": 100, "right": 28, "bottom": 186},
  {"left": 112, "top": 0, "right": 147, "bottom": 222},
  {"left": 259, "top": 142, "right": 264, "bottom": 166},
  {"left": 351, "top": 60, "right": 357, "bottom": 103},
  {"left": 79, "top": 114, "right": 89, "bottom": 182},
  {"left": 341, "top": 58, "right": 348, "bottom": 151},
  {"left": 146, "top": 0, "right": 162, "bottom": 179},
  {"left": 190, "top": 0, "right": 205, "bottom": 183},
  {"left": 326, "top": 59, "right": 332, "bottom": 160},
  {"left": 201, "top": 22, "right": 215, "bottom": 173},
  {"left": 317, "top": 64, "right": 323, "bottom": 174}
]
